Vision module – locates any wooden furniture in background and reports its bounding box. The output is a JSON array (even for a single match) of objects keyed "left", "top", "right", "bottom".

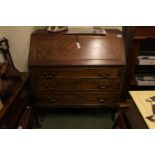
[
  {"left": 0, "top": 73, "right": 33, "bottom": 129},
  {"left": 122, "top": 26, "right": 155, "bottom": 100},
  {"left": 29, "top": 29, "right": 126, "bottom": 109}
]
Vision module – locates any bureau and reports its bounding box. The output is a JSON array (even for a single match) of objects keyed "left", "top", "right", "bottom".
[{"left": 29, "top": 29, "right": 126, "bottom": 108}]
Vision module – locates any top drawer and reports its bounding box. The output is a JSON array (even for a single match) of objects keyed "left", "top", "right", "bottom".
[{"left": 32, "top": 67, "right": 122, "bottom": 79}]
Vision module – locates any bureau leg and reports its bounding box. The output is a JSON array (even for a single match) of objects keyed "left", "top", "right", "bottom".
[{"left": 112, "top": 102, "right": 130, "bottom": 129}]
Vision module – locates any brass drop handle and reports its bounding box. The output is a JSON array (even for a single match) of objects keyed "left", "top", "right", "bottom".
[
  {"left": 98, "top": 85, "right": 107, "bottom": 89},
  {"left": 44, "top": 72, "right": 56, "bottom": 79},
  {"left": 99, "top": 73, "right": 109, "bottom": 78},
  {"left": 45, "top": 83, "right": 55, "bottom": 90},
  {"left": 51, "top": 72, "right": 56, "bottom": 76},
  {"left": 48, "top": 96, "right": 58, "bottom": 102},
  {"left": 99, "top": 99, "right": 105, "bottom": 102},
  {"left": 49, "top": 99, "right": 57, "bottom": 102},
  {"left": 49, "top": 87, "right": 55, "bottom": 91},
  {"left": 45, "top": 75, "right": 53, "bottom": 79}
]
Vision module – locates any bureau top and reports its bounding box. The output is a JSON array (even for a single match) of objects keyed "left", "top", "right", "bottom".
[{"left": 29, "top": 29, "right": 126, "bottom": 67}]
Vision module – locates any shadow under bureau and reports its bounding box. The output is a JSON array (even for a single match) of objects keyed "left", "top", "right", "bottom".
[{"left": 29, "top": 29, "right": 126, "bottom": 109}]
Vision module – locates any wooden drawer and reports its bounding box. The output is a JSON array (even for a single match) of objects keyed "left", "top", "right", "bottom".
[
  {"left": 34, "top": 79, "right": 120, "bottom": 91},
  {"left": 36, "top": 91, "right": 119, "bottom": 106},
  {"left": 32, "top": 67, "right": 121, "bottom": 79}
]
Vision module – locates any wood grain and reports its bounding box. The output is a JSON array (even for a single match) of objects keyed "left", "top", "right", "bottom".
[{"left": 29, "top": 29, "right": 126, "bottom": 108}]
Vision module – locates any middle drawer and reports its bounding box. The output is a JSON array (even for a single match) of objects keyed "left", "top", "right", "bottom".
[
  {"left": 34, "top": 79, "right": 120, "bottom": 91},
  {"left": 33, "top": 67, "right": 121, "bottom": 79}
]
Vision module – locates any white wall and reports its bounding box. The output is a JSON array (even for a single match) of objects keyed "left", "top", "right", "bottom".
[
  {"left": 0, "top": 26, "right": 34, "bottom": 72},
  {"left": 0, "top": 26, "right": 121, "bottom": 72}
]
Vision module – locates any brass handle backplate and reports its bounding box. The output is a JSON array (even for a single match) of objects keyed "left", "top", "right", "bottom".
[
  {"left": 45, "top": 83, "right": 55, "bottom": 90},
  {"left": 98, "top": 99, "right": 105, "bottom": 102},
  {"left": 48, "top": 96, "right": 58, "bottom": 102},
  {"left": 99, "top": 73, "right": 109, "bottom": 78},
  {"left": 99, "top": 85, "right": 107, "bottom": 89},
  {"left": 44, "top": 72, "right": 56, "bottom": 79}
]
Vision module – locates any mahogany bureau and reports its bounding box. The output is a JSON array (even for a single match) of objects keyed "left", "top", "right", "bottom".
[{"left": 28, "top": 29, "right": 126, "bottom": 109}]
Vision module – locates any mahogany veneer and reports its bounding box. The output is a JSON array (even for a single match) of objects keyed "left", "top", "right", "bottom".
[{"left": 29, "top": 29, "right": 126, "bottom": 108}]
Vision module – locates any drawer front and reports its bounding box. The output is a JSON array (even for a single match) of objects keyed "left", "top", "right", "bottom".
[
  {"left": 34, "top": 79, "right": 120, "bottom": 91},
  {"left": 32, "top": 67, "right": 121, "bottom": 79},
  {"left": 36, "top": 92, "right": 119, "bottom": 106}
]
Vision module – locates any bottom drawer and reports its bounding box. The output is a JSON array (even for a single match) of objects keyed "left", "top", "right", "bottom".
[{"left": 36, "top": 92, "right": 119, "bottom": 107}]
